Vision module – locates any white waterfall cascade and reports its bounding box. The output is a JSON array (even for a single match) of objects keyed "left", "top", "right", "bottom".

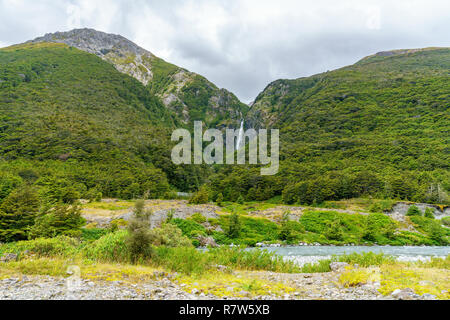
[{"left": 236, "top": 120, "right": 244, "bottom": 150}]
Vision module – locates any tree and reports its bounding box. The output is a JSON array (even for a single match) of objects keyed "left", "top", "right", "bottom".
[
  {"left": 216, "top": 193, "right": 224, "bottom": 207},
  {"left": 429, "top": 223, "right": 446, "bottom": 244},
  {"left": 424, "top": 207, "right": 435, "bottom": 219},
  {"left": 189, "top": 186, "right": 209, "bottom": 204},
  {"left": 325, "top": 218, "right": 344, "bottom": 241},
  {"left": 29, "top": 202, "right": 86, "bottom": 239},
  {"left": 227, "top": 212, "right": 241, "bottom": 238},
  {"left": 236, "top": 194, "right": 245, "bottom": 205},
  {"left": 0, "top": 186, "right": 40, "bottom": 242},
  {"left": 279, "top": 211, "right": 294, "bottom": 242},
  {"left": 406, "top": 205, "right": 422, "bottom": 216},
  {"left": 126, "top": 200, "right": 154, "bottom": 263}
]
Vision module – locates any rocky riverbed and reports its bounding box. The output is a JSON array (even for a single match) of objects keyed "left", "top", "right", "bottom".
[{"left": 0, "top": 268, "right": 438, "bottom": 300}]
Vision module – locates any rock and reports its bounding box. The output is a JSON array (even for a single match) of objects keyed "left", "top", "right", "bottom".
[
  {"left": 0, "top": 253, "right": 18, "bottom": 263},
  {"left": 329, "top": 262, "right": 349, "bottom": 272},
  {"left": 422, "top": 293, "right": 437, "bottom": 300},
  {"left": 391, "top": 288, "right": 417, "bottom": 300},
  {"left": 195, "top": 236, "right": 218, "bottom": 248},
  {"left": 191, "top": 288, "right": 199, "bottom": 295},
  {"left": 214, "top": 265, "right": 231, "bottom": 273}
]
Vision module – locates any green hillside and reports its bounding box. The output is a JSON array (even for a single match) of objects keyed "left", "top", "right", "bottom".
[
  {"left": 0, "top": 42, "right": 209, "bottom": 200},
  {"left": 212, "top": 48, "right": 450, "bottom": 204}
]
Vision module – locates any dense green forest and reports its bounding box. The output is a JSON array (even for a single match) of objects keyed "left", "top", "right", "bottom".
[{"left": 210, "top": 48, "right": 450, "bottom": 205}]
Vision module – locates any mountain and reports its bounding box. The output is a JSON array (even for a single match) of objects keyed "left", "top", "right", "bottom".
[
  {"left": 29, "top": 28, "right": 248, "bottom": 126},
  {"left": 211, "top": 48, "right": 450, "bottom": 204},
  {"left": 0, "top": 34, "right": 231, "bottom": 198}
]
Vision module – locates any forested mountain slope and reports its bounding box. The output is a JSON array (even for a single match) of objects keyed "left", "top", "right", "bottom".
[
  {"left": 0, "top": 41, "right": 209, "bottom": 199},
  {"left": 212, "top": 48, "right": 450, "bottom": 204}
]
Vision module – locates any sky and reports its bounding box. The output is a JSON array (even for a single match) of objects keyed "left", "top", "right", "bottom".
[{"left": 1, "top": 0, "right": 449, "bottom": 103}]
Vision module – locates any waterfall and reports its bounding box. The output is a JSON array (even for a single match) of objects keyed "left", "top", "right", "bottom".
[{"left": 236, "top": 120, "right": 244, "bottom": 150}]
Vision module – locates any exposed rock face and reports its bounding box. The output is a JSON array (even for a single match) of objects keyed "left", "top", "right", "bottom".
[{"left": 30, "top": 28, "right": 155, "bottom": 85}]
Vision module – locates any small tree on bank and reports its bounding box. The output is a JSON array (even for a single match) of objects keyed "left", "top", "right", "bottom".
[
  {"left": 227, "top": 212, "right": 241, "bottom": 239},
  {"left": 126, "top": 200, "right": 154, "bottom": 263},
  {"left": 424, "top": 207, "right": 435, "bottom": 219},
  {"left": 279, "top": 211, "right": 294, "bottom": 242},
  {"left": 406, "top": 205, "right": 422, "bottom": 217}
]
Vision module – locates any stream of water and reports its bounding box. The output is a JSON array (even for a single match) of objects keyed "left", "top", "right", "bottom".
[{"left": 259, "top": 246, "right": 450, "bottom": 266}]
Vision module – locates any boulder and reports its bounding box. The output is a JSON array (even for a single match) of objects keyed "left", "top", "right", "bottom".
[
  {"left": 0, "top": 253, "right": 18, "bottom": 263},
  {"left": 196, "top": 236, "right": 218, "bottom": 248},
  {"left": 329, "top": 262, "right": 349, "bottom": 272},
  {"left": 391, "top": 288, "right": 419, "bottom": 300}
]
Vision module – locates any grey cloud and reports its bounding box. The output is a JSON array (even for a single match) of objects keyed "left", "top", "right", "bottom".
[{"left": 1, "top": 0, "right": 449, "bottom": 103}]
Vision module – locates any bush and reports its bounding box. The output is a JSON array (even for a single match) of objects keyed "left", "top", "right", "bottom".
[
  {"left": 170, "top": 218, "right": 207, "bottom": 239},
  {"left": 83, "top": 230, "right": 129, "bottom": 263},
  {"left": 227, "top": 212, "right": 241, "bottom": 239},
  {"left": 0, "top": 186, "right": 40, "bottom": 242},
  {"left": 325, "top": 219, "right": 344, "bottom": 241},
  {"left": 0, "top": 236, "right": 80, "bottom": 258},
  {"left": 406, "top": 205, "right": 422, "bottom": 216},
  {"left": 442, "top": 216, "right": 450, "bottom": 227},
  {"left": 279, "top": 211, "right": 294, "bottom": 242},
  {"left": 125, "top": 200, "right": 154, "bottom": 263},
  {"left": 29, "top": 203, "right": 86, "bottom": 239},
  {"left": 424, "top": 208, "right": 435, "bottom": 219},
  {"left": 148, "top": 223, "right": 193, "bottom": 247},
  {"left": 188, "top": 186, "right": 209, "bottom": 204},
  {"left": 153, "top": 246, "right": 212, "bottom": 275},
  {"left": 81, "top": 228, "right": 109, "bottom": 241},
  {"left": 409, "top": 216, "right": 448, "bottom": 245},
  {"left": 216, "top": 193, "right": 224, "bottom": 206},
  {"left": 189, "top": 213, "right": 206, "bottom": 224},
  {"left": 363, "top": 213, "right": 397, "bottom": 242},
  {"left": 336, "top": 252, "right": 395, "bottom": 267},
  {"left": 208, "top": 247, "right": 300, "bottom": 273}
]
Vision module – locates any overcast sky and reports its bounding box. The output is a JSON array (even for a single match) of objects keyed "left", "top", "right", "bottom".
[{"left": 1, "top": 0, "right": 449, "bottom": 103}]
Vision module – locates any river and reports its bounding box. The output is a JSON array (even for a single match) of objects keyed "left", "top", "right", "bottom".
[{"left": 259, "top": 246, "right": 450, "bottom": 266}]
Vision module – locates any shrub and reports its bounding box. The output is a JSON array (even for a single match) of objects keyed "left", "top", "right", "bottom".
[
  {"left": 0, "top": 186, "right": 40, "bottom": 242},
  {"left": 148, "top": 223, "right": 193, "bottom": 247},
  {"left": 207, "top": 246, "right": 300, "bottom": 273},
  {"left": 188, "top": 186, "right": 209, "bottom": 204},
  {"left": 237, "top": 195, "right": 245, "bottom": 205},
  {"left": 279, "top": 211, "right": 294, "bottom": 242},
  {"left": 424, "top": 208, "right": 435, "bottom": 219},
  {"left": 216, "top": 193, "right": 224, "bottom": 206},
  {"left": 325, "top": 219, "right": 344, "bottom": 241},
  {"left": 363, "top": 213, "right": 397, "bottom": 242},
  {"left": 0, "top": 236, "right": 80, "bottom": 258},
  {"left": 153, "top": 246, "right": 212, "bottom": 275},
  {"left": 170, "top": 218, "right": 207, "bottom": 238},
  {"left": 406, "top": 205, "right": 422, "bottom": 216},
  {"left": 409, "top": 216, "right": 448, "bottom": 245},
  {"left": 336, "top": 252, "right": 395, "bottom": 267},
  {"left": 125, "top": 200, "right": 154, "bottom": 263},
  {"left": 81, "top": 228, "right": 109, "bottom": 241},
  {"left": 83, "top": 230, "right": 129, "bottom": 263},
  {"left": 29, "top": 203, "right": 86, "bottom": 239},
  {"left": 300, "top": 259, "right": 332, "bottom": 273},
  {"left": 189, "top": 213, "right": 206, "bottom": 224},
  {"left": 227, "top": 212, "right": 241, "bottom": 238},
  {"left": 442, "top": 216, "right": 450, "bottom": 227}
]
